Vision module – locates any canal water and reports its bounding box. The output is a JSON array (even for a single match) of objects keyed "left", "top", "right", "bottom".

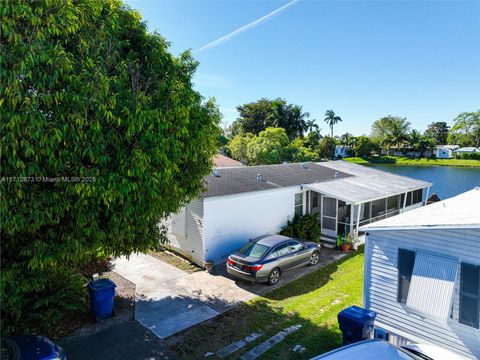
[{"left": 373, "top": 165, "right": 480, "bottom": 200}]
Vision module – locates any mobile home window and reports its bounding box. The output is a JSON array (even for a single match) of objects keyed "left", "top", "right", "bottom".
[
  {"left": 459, "top": 263, "right": 480, "bottom": 328},
  {"left": 397, "top": 249, "right": 416, "bottom": 303},
  {"left": 412, "top": 189, "right": 423, "bottom": 205},
  {"left": 295, "top": 193, "right": 303, "bottom": 217}
]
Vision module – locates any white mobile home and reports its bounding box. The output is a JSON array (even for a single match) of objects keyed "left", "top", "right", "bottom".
[
  {"left": 335, "top": 145, "right": 351, "bottom": 158},
  {"left": 164, "top": 161, "right": 431, "bottom": 267},
  {"left": 435, "top": 145, "right": 459, "bottom": 159},
  {"left": 361, "top": 189, "right": 480, "bottom": 359}
]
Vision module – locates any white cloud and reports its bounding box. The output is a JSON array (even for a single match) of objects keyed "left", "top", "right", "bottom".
[{"left": 196, "top": 0, "right": 299, "bottom": 52}]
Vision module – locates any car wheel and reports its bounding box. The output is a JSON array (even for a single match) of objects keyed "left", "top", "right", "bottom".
[
  {"left": 268, "top": 268, "right": 281, "bottom": 286},
  {"left": 309, "top": 251, "right": 320, "bottom": 266}
]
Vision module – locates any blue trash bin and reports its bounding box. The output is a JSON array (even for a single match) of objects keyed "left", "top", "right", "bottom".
[
  {"left": 338, "top": 306, "right": 376, "bottom": 345},
  {"left": 87, "top": 278, "right": 116, "bottom": 321}
]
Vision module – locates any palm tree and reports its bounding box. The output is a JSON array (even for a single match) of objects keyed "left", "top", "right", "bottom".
[
  {"left": 408, "top": 129, "right": 422, "bottom": 152},
  {"left": 324, "top": 110, "right": 342, "bottom": 137},
  {"left": 289, "top": 105, "right": 310, "bottom": 138},
  {"left": 384, "top": 121, "right": 410, "bottom": 149},
  {"left": 305, "top": 119, "right": 319, "bottom": 133}
]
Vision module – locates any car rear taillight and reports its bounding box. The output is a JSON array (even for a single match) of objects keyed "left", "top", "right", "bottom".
[
  {"left": 227, "top": 257, "right": 234, "bottom": 266},
  {"left": 244, "top": 264, "right": 263, "bottom": 272}
]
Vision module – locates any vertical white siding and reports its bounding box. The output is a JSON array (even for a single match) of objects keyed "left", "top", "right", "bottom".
[
  {"left": 203, "top": 187, "right": 301, "bottom": 264},
  {"left": 364, "top": 228, "right": 480, "bottom": 359},
  {"left": 163, "top": 199, "right": 205, "bottom": 266}
]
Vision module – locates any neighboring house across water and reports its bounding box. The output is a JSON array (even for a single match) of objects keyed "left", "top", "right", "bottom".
[
  {"left": 455, "top": 147, "right": 480, "bottom": 156},
  {"left": 361, "top": 188, "right": 480, "bottom": 359},
  {"left": 335, "top": 145, "right": 351, "bottom": 158},
  {"left": 435, "top": 145, "right": 459, "bottom": 159},
  {"left": 163, "top": 161, "right": 431, "bottom": 266},
  {"left": 213, "top": 154, "right": 244, "bottom": 168}
]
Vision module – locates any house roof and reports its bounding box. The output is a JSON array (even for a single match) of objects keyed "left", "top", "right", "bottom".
[
  {"left": 304, "top": 161, "right": 432, "bottom": 204},
  {"left": 359, "top": 188, "right": 480, "bottom": 231},
  {"left": 213, "top": 154, "right": 244, "bottom": 168},
  {"left": 203, "top": 162, "right": 352, "bottom": 197},
  {"left": 436, "top": 145, "right": 459, "bottom": 150},
  {"left": 202, "top": 160, "right": 431, "bottom": 200},
  {"left": 455, "top": 147, "right": 479, "bottom": 152}
]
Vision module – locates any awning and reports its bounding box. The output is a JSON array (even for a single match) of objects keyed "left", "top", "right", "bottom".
[
  {"left": 406, "top": 253, "right": 459, "bottom": 322},
  {"left": 304, "top": 161, "right": 431, "bottom": 205}
]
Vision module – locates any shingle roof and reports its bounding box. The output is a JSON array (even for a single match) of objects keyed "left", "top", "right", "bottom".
[
  {"left": 202, "top": 162, "right": 352, "bottom": 197},
  {"left": 213, "top": 154, "right": 244, "bottom": 168}
]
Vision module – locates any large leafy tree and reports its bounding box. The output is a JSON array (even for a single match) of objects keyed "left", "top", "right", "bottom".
[
  {"left": 324, "top": 110, "right": 342, "bottom": 137},
  {"left": 318, "top": 136, "right": 337, "bottom": 159},
  {"left": 231, "top": 98, "right": 312, "bottom": 139},
  {"left": 246, "top": 127, "right": 289, "bottom": 165},
  {"left": 425, "top": 121, "right": 449, "bottom": 145},
  {"left": 0, "top": 0, "right": 220, "bottom": 332},
  {"left": 447, "top": 111, "right": 480, "bottom": 148},
  {"left": 352, "top": 136, "right": 376, "bottom": 157},
  {"left": 371, "top": 116, "right": 411, "bottom": 149}
]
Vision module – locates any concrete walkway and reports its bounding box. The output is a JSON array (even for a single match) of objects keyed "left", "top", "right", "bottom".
[
  {"left": 111, "top": 254, "right": 255, "bottom": 338},
  {"left": 111, "top": 249, "right": 344, "bottom": 339}
]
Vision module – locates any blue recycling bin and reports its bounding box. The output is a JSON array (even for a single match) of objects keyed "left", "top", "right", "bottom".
[
  {"left": 338, "top": 306, "right": 376, "bottom": 345},
  {"left": 87, "top": 278, "right": 116, "bottom": 321}
]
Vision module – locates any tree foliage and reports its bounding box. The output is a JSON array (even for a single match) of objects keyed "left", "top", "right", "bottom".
[
  {"left": 352, "top": 136, "right": 376, "bottom": 157},
  {"left": 371, "top": 116, "right": 411, "bottom": 148},
  {"left": 324, "top": 110, "right": 342, "bottom": 138},
  {"left": 425, "top": 122, "right": 449, "bottom": 145},
  {"left": 246, "top": 127, "right": 289, "bottom": 165},
  {"left": 231, "top": 98, "right": 312, "bottom": 139},
  {"left": 318, "top": 136, "right": 337, "bottom": 159},
  {"left": 448, "top": 111, "right": 480, "bottom": 148},
  {"left": 0, "top": 0, "right": 220, "bottom": 333}
]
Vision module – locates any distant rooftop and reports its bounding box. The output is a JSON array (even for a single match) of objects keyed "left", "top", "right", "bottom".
[
  {"left": 360, "top": 188, "right": 480, "bottom": 231},
  {"left": 213, "top": 154, "right": 244, "bottom": 168},
  {"left": 455, "top": 147, "right": 479, "bottom": 152}
]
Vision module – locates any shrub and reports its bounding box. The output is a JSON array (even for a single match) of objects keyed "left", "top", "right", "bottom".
[
  {"left": 280, "top": 214, "right": 320, "bottom": 242},
  {"left": 459, "top": 152, "right": 480, "bottom": 160}
]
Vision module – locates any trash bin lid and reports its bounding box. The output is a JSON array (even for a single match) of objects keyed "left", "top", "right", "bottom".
[
  {"left": 338, "top": 306, "right": 376, "bottom": 324},
  {"left": 88, "top": 278, "right": 116, "bottom": 291}
]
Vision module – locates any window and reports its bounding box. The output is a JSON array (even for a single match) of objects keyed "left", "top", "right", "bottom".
[
  {"left": 371, "top": 199, "right": 386, "bottom": 219},
  {"left": 397, "top": 249, "right": 415, "bottom": 303},
  {"left": 412, "top": 189, "right": 423, "bottom": 205},
  {"left": 295, "top": 193, "right": 303, "bottom": 216},
  {"left": 288, "top": 241, "right": 303, "bottom": 252},
  {"left": 459, "top": 263, "right": 480, "bottom": 328},
  {"left": 238, "top": 242, "right": 269, "bottom": 259},
  {"left": 272, "top": 243, "right": 290, "bottom": 258},
  {"left": 387, "top": 196, "right": 399, "bottom": 212}
]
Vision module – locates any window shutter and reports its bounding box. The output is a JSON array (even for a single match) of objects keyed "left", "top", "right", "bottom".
[
  {"left": 459, "top": 263, "right": 480, "bottom": 328},
  {"left": 398, "top": 249, "right": 416, "bottom": 303}
]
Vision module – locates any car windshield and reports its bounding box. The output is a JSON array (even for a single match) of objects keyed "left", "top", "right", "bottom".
[{"left": 238, "top": 242, "right": 269, "bottom": 259}]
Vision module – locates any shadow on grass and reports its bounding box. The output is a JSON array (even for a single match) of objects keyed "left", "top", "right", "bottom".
[{"left": 165, "top": 297, "right": 343, "bottom": 360}]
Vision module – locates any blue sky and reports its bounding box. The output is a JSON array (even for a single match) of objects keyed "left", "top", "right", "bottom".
[{"left": 126, "top": 0, "right": 480, "bottom": 136}]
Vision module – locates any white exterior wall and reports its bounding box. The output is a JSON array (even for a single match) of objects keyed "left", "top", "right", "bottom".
[
  {"left": 435, "top": 148, "right": 453, "bottom": 159},
  {"left": 364, "top": 228, "right": 480, "bottom": 359},
  {"left": 163, "top": 199, "right": 205, "bottom": 265},
  {"left": 203, "top": 187, "right": 302, "bottom": 264}
]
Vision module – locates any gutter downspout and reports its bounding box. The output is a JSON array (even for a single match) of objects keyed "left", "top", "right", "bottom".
[
  {"left": 402, "top": 191, "right": 408, "bottom": 213},
  {"left": 349, "top": 203, "right": 354, "bottom": 237},
  {"left": 356, "top": 204, "right": 361, "bottom": 236}
]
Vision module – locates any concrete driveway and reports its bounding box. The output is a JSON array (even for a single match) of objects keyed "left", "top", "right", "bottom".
[{"left": 111, "top": 249, "right": 344, "bottom": 339}]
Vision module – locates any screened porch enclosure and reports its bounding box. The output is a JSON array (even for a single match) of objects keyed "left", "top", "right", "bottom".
[{"left": 306, "top": 188, "right": 425, "bottom": 240}]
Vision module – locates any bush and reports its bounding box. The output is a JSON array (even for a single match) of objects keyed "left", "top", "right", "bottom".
[
  {"left": 280, "top": 214, "right": 320, "bottom": 242},
  {"left": 459, "top": 152, "right": 480, "bottom": 160}
]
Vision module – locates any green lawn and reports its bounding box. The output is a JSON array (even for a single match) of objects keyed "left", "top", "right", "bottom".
[
  {"left": 168, "top": 251, "right": 364, "bottom": 360},
  {"left": 345, "top": 156, "right": 480, "bottom": 167}
]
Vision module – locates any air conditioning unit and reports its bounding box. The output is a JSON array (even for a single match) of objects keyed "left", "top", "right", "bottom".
[{"left": 374, "top": 327, "right": 390, "bottom": 341}]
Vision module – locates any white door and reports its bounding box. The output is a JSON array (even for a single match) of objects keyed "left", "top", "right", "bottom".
[{"left": 321, "top": 196, "right": 337, "bottom": 237}]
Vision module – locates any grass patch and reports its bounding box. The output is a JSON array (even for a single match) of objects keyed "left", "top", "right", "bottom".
[
  {"left": 345, "top": 156, "right": 480, "bottom": 167},
  {"left": 149, "top": 248, "right": 202, "bottom": 274},
  {"left": 167, "top": 250, "right": 364, "bottom": 360}
]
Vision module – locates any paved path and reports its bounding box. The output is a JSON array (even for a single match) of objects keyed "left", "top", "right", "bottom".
[
  {"left": 111, "top": 249, "right": 344, "bottom": 339},
  {"left": 58, "top": 321, "right": 178, "bottom": 360}
]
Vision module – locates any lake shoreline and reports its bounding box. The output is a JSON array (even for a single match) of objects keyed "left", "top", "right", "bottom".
[{"left": 345, "top": 156, "right": 480, "bottom": 168}]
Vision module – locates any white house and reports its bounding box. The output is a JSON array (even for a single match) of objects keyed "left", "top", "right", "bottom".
[
  {"left": 163, "top": 161, "right": 431, "bottom": 267},
  {"left": 335, "top": 145, "right": 351, "bottom": 158},
  {"left": 435, "top": 145, "right": 459, "bottom": 159},
  {"left": 455, "top": 147, "right": 480, "bottom": 156},
  {"left": 360, "top": 188, "right": 480, "bottom": 359}
]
